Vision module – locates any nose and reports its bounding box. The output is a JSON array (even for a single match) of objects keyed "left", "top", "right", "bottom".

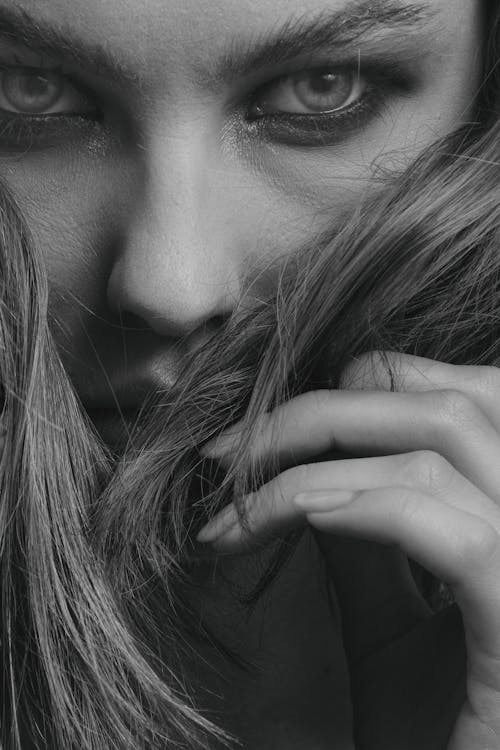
[{"left": 107, "top": 130, "right": 241, "bottom": 339}]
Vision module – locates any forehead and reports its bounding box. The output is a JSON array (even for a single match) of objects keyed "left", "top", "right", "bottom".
[{"left": 0, "top": 0, "right": 479, "bottom": 86}]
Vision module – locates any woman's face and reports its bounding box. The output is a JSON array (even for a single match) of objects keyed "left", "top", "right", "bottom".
[{"left": 0, "top": 0, "right": 482, "bottom": 442}]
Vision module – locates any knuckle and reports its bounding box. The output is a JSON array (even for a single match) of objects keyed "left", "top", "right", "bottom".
[
  {"left": 295, "top": 389, "right": 333, "bottom": 418},
  {"left": 280, "top": 462, "right": 313, "bottom": 497},
  {"left": 392, "top": 489, "right": 423, "bottom": 524},
  {"left": 429, "top": 388, "right": 485, "bottom": 434},
  {"left": 307, "top": 389, "right": 333, "bottom": 412},
  {"left": 339, "top": 350, "right": 395, "bottom": 390},
  {"left": 453, "top": 520, "right": 500, "bottom": 571},
  {"left": 401, "top": 450, "right": 455, "bottom": 494},
  {"left": 473, "top": 365, "right": 500, "bottom": 397}
]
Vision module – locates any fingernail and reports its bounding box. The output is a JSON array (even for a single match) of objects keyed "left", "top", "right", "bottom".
[
  {"left": 196, "top": 503, "right": 239, "bottom": 543},
  {"left": 293, "top": 490, "right": 356, "bottom": 512}
]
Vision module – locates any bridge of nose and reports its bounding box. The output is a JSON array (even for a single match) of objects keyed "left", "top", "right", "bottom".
[{"left": 106, "top": 122, "right": 252, "bottom": 337}]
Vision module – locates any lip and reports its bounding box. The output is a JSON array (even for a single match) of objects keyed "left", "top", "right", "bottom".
[
  {"left": 79, "top": 367, "right": 180, "bottom": 444},
  {"left": 82, "top": 379, "right": 168, "bottom": 447}
]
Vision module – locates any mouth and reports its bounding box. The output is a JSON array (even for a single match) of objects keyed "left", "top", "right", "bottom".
[{"left": 80, "top": 370, "right": 178, "bottom": 448}]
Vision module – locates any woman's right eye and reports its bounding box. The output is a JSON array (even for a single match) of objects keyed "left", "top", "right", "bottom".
[{"left": 0, "top": 66, "right": 99, "bottom": 118}]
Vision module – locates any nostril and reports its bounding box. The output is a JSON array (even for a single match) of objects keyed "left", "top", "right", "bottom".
[
  {"left": 182, "top": 314, "right": 230, "bottom": 353},
  {"left": 209, "top": 313, "right": 230, "bottom": 330},
  {"left": 111, "top": 308, "right": 231, "bottom": 347},
  {"left": 113, "top": 310, "right": 151, "bottom": 332}
]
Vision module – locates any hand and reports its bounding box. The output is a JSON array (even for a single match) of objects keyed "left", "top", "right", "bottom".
[{"left": 197, "top": 353, "right": 500, "bottom": 750}]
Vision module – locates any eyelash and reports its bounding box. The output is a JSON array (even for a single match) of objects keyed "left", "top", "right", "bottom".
[
  {"left": 0, "top": 57, "right": 100, "bottom": 110},
  {"left": 0, "top": 111, "right": 102, "bottom": 152},
  {"left": 0, "top": 60, "right": 102, "bottom": 150},
  {"left": 245, "top": 63, "right": 404, "bottom": 146},
  {"left": 0, "top": 58, "right": 406, "bottom": 151},
  {"left": 247, "top": 89, "right": 378, "bottom": 146}
]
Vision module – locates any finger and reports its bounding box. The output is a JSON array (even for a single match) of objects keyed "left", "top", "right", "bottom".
[
  {"left": 196, "top": 468, "right": 432, "bottom": 666},
  {"left": 307, "top": 492, "right": 475, "bottom": 750},
  {"left": 196, "top": 451, "right": 500, "bottom": 546},
  {"left": 202, "top": 352, "right": 500, "bottom": 465},
  {"left": 341, "top": 351, "right": 500, "bottom": 429},
  {"left": 199, "top": 353, "right": 500, "bottom": 704},
  {"left": 203, "top": 387, "right": 500, "bottom": 505},
  {"left": 196, "top": 449, "right": 499, "bottom": 669},
  {"left": 303, "top": 489, "right": 499, "bottom": 605},
  {"left": 201, "top": 477, "right": 500, "bottom": 661},
  {"left": 302, "top": 487, "right": 500, "bottom": 724}
]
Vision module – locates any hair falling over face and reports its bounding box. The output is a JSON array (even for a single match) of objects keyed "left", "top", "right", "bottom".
[{"left": 0, "top": 3, "right": 500, "bottom": 749}]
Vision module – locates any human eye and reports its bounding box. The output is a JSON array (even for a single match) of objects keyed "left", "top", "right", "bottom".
[
  {"left": 245, "top": 63, "right": 407, "bottom": 147},
  {"left": 0, "top": 62, "right": 101, "bottom": 151}
]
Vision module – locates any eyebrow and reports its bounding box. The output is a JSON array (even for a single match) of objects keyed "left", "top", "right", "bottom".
[
  {"left": 212, "top": 0, "right": 431, "bottom": 85},
  {"left": 0, "top": 0, "right": 430, "bottom": 90},
  {"left": 0, "top": 5, "right": 138, "bottom": 85}
]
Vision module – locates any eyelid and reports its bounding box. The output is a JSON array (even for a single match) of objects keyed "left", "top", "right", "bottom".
[
  {"left": 245, "top": 54, "right": 415, "bottom": 116},
  {"left": 242, "top": 59, "right": 415, "bottom": 148},
  {"left": 0, "top": 59, "right": 102, "bottom": 118},
  {"left": 250, "top": 67, "right": 366, "bottom": 117},
  {"left": 243, "top": 52, "right": 416, "bottom": 108}
]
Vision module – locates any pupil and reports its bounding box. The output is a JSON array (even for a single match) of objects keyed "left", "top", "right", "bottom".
[
  {"left": 294, "top": 70, "right": 354, "bottom": 113},
  {"left": 23, "top": 75, "right": 51, "bottom": 99},
  {"left": 310, "top": 73, "right": 339, "bottom": 94}
]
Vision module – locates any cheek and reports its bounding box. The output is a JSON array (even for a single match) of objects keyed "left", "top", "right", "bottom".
[
  {"left": 230, "top": 144, "right": 376, "bottom": 270},
  {"left": 233, "top": 141, "right": 395, "bottom": 269},
  {"left": 241, "top": 76, "right": 481, "bottom": 260},
  {"left": 0, "top": 147, "right": 141, "bottom": 391},
  {"left": 0, "top": 149, "right": 130, "bottom": 323},
  {"left": 251, "top": 108, "right": 473, "bottom": 219},
  {"left": 245, "top": 5, "right": 481, "bottom": 231}
]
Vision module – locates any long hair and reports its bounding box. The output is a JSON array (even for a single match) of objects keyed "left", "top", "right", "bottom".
[{"left": 2, "top": 3, "right": 500, "bottom": 748}]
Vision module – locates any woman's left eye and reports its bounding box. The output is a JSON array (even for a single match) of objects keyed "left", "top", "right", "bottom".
[
  {"left": 0, "top": 66, "right": 97, "bottom": 117},
  {"left": 248, "top": 68, "right": 366, "bottom": 118}
]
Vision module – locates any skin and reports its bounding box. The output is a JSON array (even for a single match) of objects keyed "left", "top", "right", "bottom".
[
  {"left": 199, "top": 354, "right": 500, "bottom": 748},
  {"left": 0, "top": 0, "right": 481, "bottom": 427},
  {"left": 0, "top": 0, "right": 487, "bottom": 746}
]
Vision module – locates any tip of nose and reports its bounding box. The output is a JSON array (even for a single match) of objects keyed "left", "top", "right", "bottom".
[
  {"left": 106, "top": 244, "right": 240, "bottom": 339},
  {"left": 112, "top": 307, "right": 229, "bottom": 347}
]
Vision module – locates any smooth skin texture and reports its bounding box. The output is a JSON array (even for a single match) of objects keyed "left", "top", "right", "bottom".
[
  {"left": 199, "top": 353, "right": 500, "bottom": 748},
  {"left": 0, "top": 0, "right": 486, "bottom": 746}
]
